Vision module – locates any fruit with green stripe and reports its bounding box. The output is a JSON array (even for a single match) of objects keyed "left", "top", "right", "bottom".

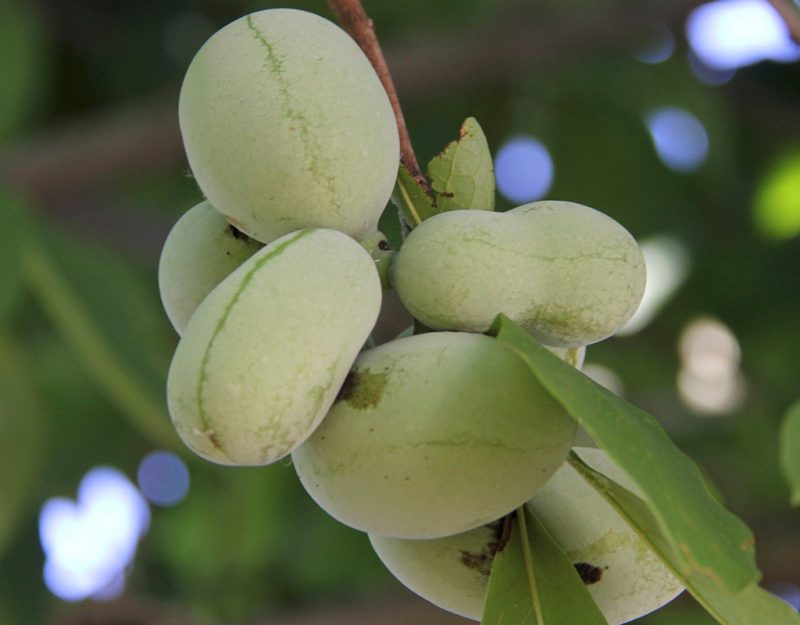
[
  {"left": 391, "top": 201, "right": 646, "bottom": 347},
  {"left": 292, "top": 331, "right": 576, "bottom": 539},
  {"left": 166, "top": 228, "right": 382, "bottom": 466},
  {"left": 158, "top": 200, "right": 262, "bottom": 335},
  {"left": 178, "top": 9, "right": 399, "bottom": 244}
]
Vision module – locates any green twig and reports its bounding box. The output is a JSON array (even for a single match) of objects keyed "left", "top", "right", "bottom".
[{"left": 24, "top": 246, "right": 180, "bottom": 451}]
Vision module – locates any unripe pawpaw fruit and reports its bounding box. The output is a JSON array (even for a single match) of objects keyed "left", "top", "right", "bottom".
[
  {"left": 158, "top": 201, "right": 262, "bottom": 335},
  {"left": 292, "top": 331, "right": 576, "bottom": 539},
  {"left": 179, "top": 9, "right": 399, "bottom": 244},
  {"left": 369, "top": 447, "right": 684, "bottom": 623},
  {"left": 167, "top": 228, "right": 382, "bottom": 466},
  {"left": 391, "top": 202, "right": 646, "bottom": 347}
]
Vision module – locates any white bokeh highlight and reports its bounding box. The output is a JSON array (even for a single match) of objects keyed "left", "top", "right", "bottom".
[
  {"left": 494, "top": 136, "right": 554, "bottom": 204},
  {"left": 686, "top": 0, "right": 800, "bottom": 70},
  {"left": 619, "top": 236, "right": 691, "bottom": 336},
  {"left": 39, "top": 467, "right": 150, "bottom": 602}
]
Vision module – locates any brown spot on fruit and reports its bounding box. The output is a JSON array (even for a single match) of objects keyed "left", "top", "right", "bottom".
[{"left": 574, "top": 562, "right": 604, "bottom": 585}]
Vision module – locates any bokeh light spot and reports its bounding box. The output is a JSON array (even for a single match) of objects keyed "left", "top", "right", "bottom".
[
  {"left": 39, "top": 467, "right": 149, "bottom": 602},
  {"left": 646, "top": 107, "right": 709, "bottom": 173},
  {"left": 494, "top": 136, "right": 554, "bottom": 204},
  {"left": 137, "top": 450, "right": 191, "bottom": 507},
  {"left": 754, "top": 151, "right": 800, "bottom": 240},
  {"left": 635, "top": 24, "right": 675, "bottom": 64},
  {"left": 686, "top": 0, "right": 800, "bottom": 70},
  {"left": 619, "top": 236, "right": 691, "bottom": 336}
]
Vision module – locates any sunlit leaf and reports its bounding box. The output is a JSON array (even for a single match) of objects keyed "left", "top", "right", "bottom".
[
  {"left": 491, "top": 315, "right": 758, "bottom": 592},
  {"left": 428, "top": 117, "right": 495, "bottom": 212},
  {"left": 755, "top": 150, "right": 800, "bottom": 240},
  {"left": 481, "top": 508, "right": 608, "bottom": 625},
  {"left": 570, "top": 454, "right": 800, "bottom": 625},
  {"left": 780, "top": 401, "right": 800, "bottom": 507}
]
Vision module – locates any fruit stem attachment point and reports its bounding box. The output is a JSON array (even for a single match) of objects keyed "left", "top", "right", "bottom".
[{"left": 327, "top": 0, "right": 431, "bottom": 194}]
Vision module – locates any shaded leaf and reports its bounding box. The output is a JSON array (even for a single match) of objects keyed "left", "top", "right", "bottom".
[
  {"left": 569, "top": 453, "right": 800, "bottom": 625},
  {"left": 780, "top": 401, "right": 800, "bottom": 507},
  {"left": 481, "top": 509, "right": 608, "bottom": 625},
  {"left": 0, "top": 335, "right": 45, "bottom": 557},
  {"left": 0, "top": 190, "right": 34, "bottom": 327},
  {"left": 428, "top": 117, "right": 495, "bottom": 212},
  {"left": 491, "top": 315, "right": 758, "bottom": 593},
  {"left": 390, "top": 164, "right": 437, "bottom": 228},
  {"left": 24, "top": 229, "right": 179, "bottom": 450}
]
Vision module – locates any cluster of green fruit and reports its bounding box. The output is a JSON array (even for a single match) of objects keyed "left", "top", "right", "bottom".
[{"left": 158, "top": 8, "right": 683, "bottom": 623}]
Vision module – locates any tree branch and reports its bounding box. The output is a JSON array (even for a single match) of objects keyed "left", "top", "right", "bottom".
[
  {"left": 765, "top": 0, "right": 800, "bottom": 44},
  {"left": 326, "top": 0, "right": 428, "bottom": 191}
]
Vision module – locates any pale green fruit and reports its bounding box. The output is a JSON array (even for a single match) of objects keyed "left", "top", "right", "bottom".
[
  {"left": 369, "top": 522, "right": 501, "bottom": 620},
  {"left": 369, "top": 447, "right": 683, "bottom": 623},
  {"left": 391, "top": 202, "right": 646, "bottom": 347},
  {"left": 167, "top": 228, "right": 382, "bottom": 466},
  {"left": 292, "top": 331, "right": 576, "bottom": 539},
  {"left": 179, "top": 9, "right": 399, "bottom": 244},
  {"left": 527, "top": 447, "right": 684, "bottom": 624},
  {"left": 158, "top": 201, "right": 262, "bottom": 335}
]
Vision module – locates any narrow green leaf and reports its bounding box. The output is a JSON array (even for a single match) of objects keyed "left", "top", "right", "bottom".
[
  {"left": 481, "top": 509, "right": 608, "bottom": 625},
  {"left": 0, "top": 190, "right": 34, "bottom": 326},
  {"left": 428, "top": 117, "right": 496, "bottom": 212},
  {"left": 780, "top": 401, "right": 800, "bottom": 507},
  {"left": 390, "top": 164, "right": 437, "bottom": 228},
  {"left": 0, "top": 335, "right": 45, "bottom": 557},
  {"left": 24, "top": 242, "right": 180, "bottom": 451},
  {"left": 492, "top": 315, "right": 758, "bottom": 593},
  {"left": 569, "top": 454, "right": 800, "bottom": 625}
]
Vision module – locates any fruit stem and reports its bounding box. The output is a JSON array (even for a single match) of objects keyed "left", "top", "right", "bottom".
[{"left": 327, "top": 0, "right": 431, "bottom": 194}]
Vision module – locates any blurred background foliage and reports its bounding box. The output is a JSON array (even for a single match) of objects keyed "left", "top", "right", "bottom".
[{"left": 0, "top": 0, "right": 798, "bottom": 623}]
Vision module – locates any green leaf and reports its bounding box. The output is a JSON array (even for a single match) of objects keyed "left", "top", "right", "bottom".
[
  {"left": 428, "top": 117, "right": 495, "bottom": 212},
  {"left": 0, "top": 190, "right": 34, "bottom": 327},
  {"left": 569, "top": 454, "right": 800, "bottom": 625},
  {"left": 491, "top": 315, "right": 758, "bottom": 593},
  {"left": 780, "top": 401, "right": 800, "bottom": 507},
  {"left": 0, "top": 335, "right": 45, "bottom": 558},
  {"left": 390, "top": 163, "right": 437, "bottom": 228},
  {"left": 481, "top": 508, "right": 608, "bottom": 625},
  {"left": 23, "top": 231, "right": 180, "bottom": 451}
]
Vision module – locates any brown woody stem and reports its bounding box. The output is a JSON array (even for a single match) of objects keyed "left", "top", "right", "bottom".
[{"left": 327, "top": 0, "right": 430, "bottom": 192}]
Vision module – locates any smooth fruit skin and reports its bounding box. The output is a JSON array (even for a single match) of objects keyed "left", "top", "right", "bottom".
[
  {"left": 527, "top": 447, "right": 684, "bottom": 624},
  {"left": 369, "top": 447, "right": 683, "bottom": 623},
  {"left": 292, "top": 332, "right": 576, "bottom": 539},
  {"left": 369, "top": 522, "right": 501, "bottom": 620},
  {"left": 178, "top": 9, "right": 399, "bottom": 244},
  {"left": 158, "top": 201, "right": 262, "bottom": 335},
  {"left": 391, "top": 202, "right": 646, "bottom": 347},
  {"left": 167, "top": 228, "right": 382, "bottom": 466}
]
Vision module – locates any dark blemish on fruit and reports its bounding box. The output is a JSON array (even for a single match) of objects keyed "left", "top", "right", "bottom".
[
  {"left": 574, "top": 562, "right": 604, "bottom": 585},
  {"left": 459, "top": 549, "right": 494, "bottom": 577},
  {"left": 228, "top": 224, "right": 249, "bottom": 240},
  {"left": 378, "top": 239, "right": 390, "bottom": 251},
  {"left": 336, "top": 368, "right": 387, "bottom": 409}
]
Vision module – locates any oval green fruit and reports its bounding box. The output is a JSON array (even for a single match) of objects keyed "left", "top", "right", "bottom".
[
  {"left": 167, "top": 228, "right": 382, "bottom": 466},
  {"left": 158, "top": 201, "right": 262, "bottom": 335},
  {"left": 391, "top": 202, "right": 646, "bottom": 347},
  {"left": 179, "top": 9, "right": 400, "bottom": 244},
  {"left": 292, "top": 331, "right": 576, "bottom": 539},
  {"left": 369, "top": 447, "right": 683, "bottom": 623}
]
